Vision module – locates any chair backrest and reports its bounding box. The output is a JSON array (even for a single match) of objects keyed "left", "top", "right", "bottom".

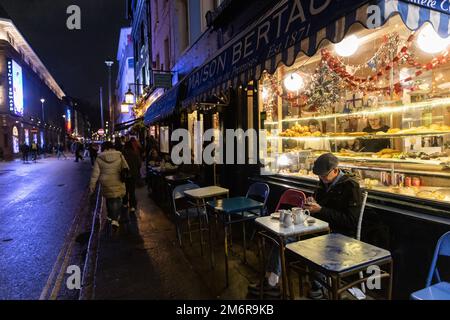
[
  {"left": 172, "top": 183, "right": 200, "bottom": 213},
  {"left": 356, "top": 191, "right": 369, "bottom": 241},
  {"left": 426, "top": 231, "right": 450, "bottom": 287},
  {"left": 275, "top": 189, "right": 306, "bottom": 211},
  {"left": 246, "top": 182, "right": 270, "bottom": 206}
]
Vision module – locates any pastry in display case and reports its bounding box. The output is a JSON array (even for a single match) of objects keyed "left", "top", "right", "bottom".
[{"left": 259, "top": 15, "right": 450, "bottom": 205}]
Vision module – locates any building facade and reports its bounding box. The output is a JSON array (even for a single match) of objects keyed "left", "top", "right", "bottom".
[
  {"left": 115, "top": 27, "right": 135, "bottom": 128},
  {"left": 0, "top": 10, "right": 66, "bottom": 160}
]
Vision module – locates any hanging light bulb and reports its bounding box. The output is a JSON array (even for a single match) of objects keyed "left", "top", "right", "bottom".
[
  {"left": 335, "top": 35, "right": 360, "bottom": 57},
  {"left": 417, "top": 24, "right": 450, "bottom": 54},
  {"left": 284, "top": 72, "right": 304, "bottom": 92}
]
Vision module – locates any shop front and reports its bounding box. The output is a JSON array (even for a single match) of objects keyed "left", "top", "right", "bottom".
[{"left": 180, "top": 0, "right": 450, "bottom": 298}]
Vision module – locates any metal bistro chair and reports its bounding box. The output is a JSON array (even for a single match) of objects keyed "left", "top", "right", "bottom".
[
  {"left": 411, "top": 231, "right": 450, "bottom": 300},
  {"left": 246, "top": 183, "right": 270, "bottom": 216},
  {"left": 275, "top": 189, "right": 307, "bottom": 212},
  {"left": 245, "top": 183, "right": 270, "bottom": 246},
  {"left": 172, "top": 183, "right": 209, "bottom": 253},
  {"left": 256, "top": 188, "right": 307, "bottom": 298}
]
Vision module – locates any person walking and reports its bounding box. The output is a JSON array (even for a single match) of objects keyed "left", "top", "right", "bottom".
[
  {"left": 75, "top": 141, "right": 84, "bottom": 162},
  {"left": 122, "top": 138, "right": 142, "bottom": 215},
  {"left": 88, "top": 143, "right": 98, "bottom": 166},
  {"left": 57, "top": 143, "right": 67, "bottom": 159},
  {"left": 21, "top": 143, "right": 29, "bottom": 163},
  {"left": 89, "top": 141, "right": 130, "bottom": 233},
  {"left": 31, "top": 142, "right": 38, "bottom": 162}
]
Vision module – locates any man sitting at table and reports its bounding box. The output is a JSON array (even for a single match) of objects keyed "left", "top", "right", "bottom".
[
  {"left": 306, "top": 153, "right": 362, "bottom": 237},
  {"left": 248, "top": 153, "right": 362, "bottom": 299}
]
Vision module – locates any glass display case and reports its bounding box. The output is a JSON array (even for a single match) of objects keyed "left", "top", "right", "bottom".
[{"left": 259, "top": 15, "right": 450, "bottom": 205}]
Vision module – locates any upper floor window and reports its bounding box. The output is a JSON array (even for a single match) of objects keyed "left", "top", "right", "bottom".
[{"left": 128, "top": 58, "right": 134, "bottom": 69}]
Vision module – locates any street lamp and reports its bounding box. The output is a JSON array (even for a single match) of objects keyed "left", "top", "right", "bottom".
[
  {"left": 125, "top": 87, "right": 135, "bottom": 105},
  {"left": 105, "top": 61, "right": 114, "bottom": 133},
  {"left": 40, "top": 98, "right": 45, "bottom": 123}
]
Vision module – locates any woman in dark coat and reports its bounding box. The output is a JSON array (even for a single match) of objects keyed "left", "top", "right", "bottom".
[{"left": 122, "top": 138, "right": 142, "bottom": 213}]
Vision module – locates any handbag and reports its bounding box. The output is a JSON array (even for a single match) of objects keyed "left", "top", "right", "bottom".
[{"left": 120, "top": 155, "right": 131, "bottom": 183}]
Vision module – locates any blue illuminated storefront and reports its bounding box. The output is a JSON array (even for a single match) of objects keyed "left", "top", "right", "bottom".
[{"left": 0, "top": 40, "right": 66, "bottom": 159}]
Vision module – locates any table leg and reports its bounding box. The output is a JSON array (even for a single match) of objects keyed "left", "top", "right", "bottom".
[
  {"left": 331, "top": 275, "right": 339, "bottom": 300},
  {"left": 197, "top": 200, "right": 204, "bottom": 257},
  {"left": 279, "top": 238, "right": 288, "bottom": 300},
  {"left": 242, "top": 220, "right": 247, "bottom": 264},
  {"left": 224, "top": 222, "right": 229, "bottom": 288},
  {"left": 206, "top": 202, "right": 215, "bottom": 269},
  {"left": 388, "top": 260, "right": 393, "bottom": 300}
]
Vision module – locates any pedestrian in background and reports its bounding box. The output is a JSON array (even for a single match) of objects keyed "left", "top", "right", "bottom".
[
  {"left": 89, "top": 143, "right": 99, "bottom": 166},
  {"left": 75, "top": 141, "right": 84, "bottom": 162},
  {"left": 122, "top": 138, "right": 142, "bottom": 215},
  {"left": 31, "top": 142, "right": 38, "bottom": 162},
  {"left": 21, "top": 143, "right": 29, "bottom": 163},
  {"left": 57, "top": 143, "right": 67, "bottom": 159},
  {"left": 89, "top": 141, "right": 130, "bottom": 233}
]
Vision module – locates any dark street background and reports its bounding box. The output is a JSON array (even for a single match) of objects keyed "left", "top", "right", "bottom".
[
  {"left": 0, "top": 158, "right": 91, "bottom": 299},
  {"left": 0, "top": 0, "right": 128, "bottom": 127}
]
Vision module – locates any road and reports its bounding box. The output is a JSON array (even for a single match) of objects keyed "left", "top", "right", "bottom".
[{"left": 0, "top": 156, "right": 91, "bottom": 300}]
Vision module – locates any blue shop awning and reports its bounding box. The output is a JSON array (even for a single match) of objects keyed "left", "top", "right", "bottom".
[
  {"left": 144, "top": 83, "right": 184, "bottom": 125},
  {"left": 183, "top": 0, "right": 450, "bottom": 107}
]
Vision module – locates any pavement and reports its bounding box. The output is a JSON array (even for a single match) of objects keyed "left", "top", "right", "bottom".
[
  {"left": 0, "top": 156, "right": 92, "bottom": 300},
  {"left": 94, "top": 187, "right": 266, "bottom": 300}
]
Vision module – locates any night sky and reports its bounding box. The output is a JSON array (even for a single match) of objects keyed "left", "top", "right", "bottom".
[{"left": 0, "top": 0, "right": 128, "bottom": 127}]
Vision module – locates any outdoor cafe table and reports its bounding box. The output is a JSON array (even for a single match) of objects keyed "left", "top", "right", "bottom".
[
  {"left": 286, "top": 233, "right": 393, "bottom": 300},
  {"left": 207, "top": 197, "right": 264, "bottom": 287},
  {"left": 255, "top": 216, "right": 330, "bottom": 299},
  {"left": 184, "top": 186, "right": 230, "bottom": 258},
  {"left": 165, "top": 173, "right": 196, "bottom": 185}
]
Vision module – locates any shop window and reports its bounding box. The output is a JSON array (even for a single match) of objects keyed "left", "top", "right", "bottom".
[{"left": 259, "top": 16, "right": 450, "bottom": 204}]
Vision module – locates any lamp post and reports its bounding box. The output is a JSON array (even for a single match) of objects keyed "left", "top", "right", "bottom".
[
  {"left": 40, "top": 98, "right": 45, "bottom": 123},
  {"left": 100, "top": 86, "right": 105, "bottom": 130},
  {"left": 105, "top": 61, "right": 114, "bottom": 135}
]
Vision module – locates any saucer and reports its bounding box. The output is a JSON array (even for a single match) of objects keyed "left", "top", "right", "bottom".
[{"left": 270, "top": 212, "right": 280, "bottom": 220}]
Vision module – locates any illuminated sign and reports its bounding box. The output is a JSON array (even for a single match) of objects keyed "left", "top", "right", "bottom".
[
  {"left": 40, "top": 131, "right": 45, "bottom": 148},
  {"left": 7, "top": 60, "right": 24, "bottom": 116},
  {"left": 66, "top": 108, "right": 72, "bottom": 133}
]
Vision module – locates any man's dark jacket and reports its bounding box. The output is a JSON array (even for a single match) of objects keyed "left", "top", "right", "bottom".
[{"left": 314, "top": 172, "right": 362, "bottom": 238}]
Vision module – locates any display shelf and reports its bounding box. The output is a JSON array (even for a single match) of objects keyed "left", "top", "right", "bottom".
[
  {"left": 336, "top": 155, "right": 450, "bottom": 167},
  {"left": 263, "top": 98, "right": 450, "bottom": 125},
  {"left": 267, "top": 130, "right": 450, "bottom": 141},
  {"left": 337, "top": 163, "right": 450, "bottom": 178}
]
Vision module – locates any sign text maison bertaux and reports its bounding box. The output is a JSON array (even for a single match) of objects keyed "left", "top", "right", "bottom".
[{"left": 187, "top": 0, "right": 365, "bottom": 98}]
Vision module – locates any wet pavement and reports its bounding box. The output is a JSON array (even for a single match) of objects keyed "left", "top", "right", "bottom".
[
  {"left": 94, "top": 187, "right": 264, "bottom": 300},
  {"left": 0, "top": 157, "right": 92, "bottom": 300}
]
